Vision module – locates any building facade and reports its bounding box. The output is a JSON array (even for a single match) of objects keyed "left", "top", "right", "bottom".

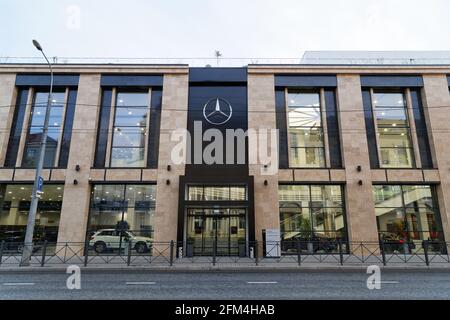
[{"left": 0, "top": 63, "right": 450, "bottom": 256}]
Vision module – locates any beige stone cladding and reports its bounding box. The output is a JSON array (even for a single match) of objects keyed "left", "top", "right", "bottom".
[
  {"left": 57, "top": 74, "right": 102, "bottom": 244},
  {"left": 152, "top": 74, "right": 189, "bottom": 245},
  {"left": 336, "top": 75, "right": 379, "bottom": 243},
  {"left": 0, "top": 74, "right": 16, "bottom": 166},
  {"left": 422, "top": 75, "right": 450, "bottom": 241},
  {"left": 247, "top": 73, "right": 280, "bottom": 243}
]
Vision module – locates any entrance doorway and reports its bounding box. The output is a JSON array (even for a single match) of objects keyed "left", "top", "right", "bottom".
[{"left": 186, "top": 208, "right": 246, "bottom": 256}]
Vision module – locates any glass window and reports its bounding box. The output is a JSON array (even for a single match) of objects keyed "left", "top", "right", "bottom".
[
  {"left": 22, "top": 91, "right": 66, "bottom": 168},
  {"left": 279, "top": 185, "right": 346, "bottom": 254},
  {"left": 188, "top": 186, "right": 203, "bottom": 201},
  {"left": 288, "top": 93, "right": 320, "bottom": 107},
  {"left": 373, "top": 92, "right": 415, "bottom": 168},
  {"left": 110, "top": 91, "right": 149, "bottom": 167},
  {"left": 373, "top": 93, "right": 405, "bottom": 107},
  {"left": 0, "top": 184, "right": 64, "bottom": 243},
  {"left": 88, "top": 184, "right": 156, "bottom": 241},
  {"left": 116, "top": 92, "right": 148, "bottom": 107},
  {"left": 230, "top": 187, "right": 246, "bottom": 201},
  {"left": 310, "top": 185, "right": 342, "bottom": 209},
  {"left": 373, "top": 185, "right": 443, "bottom": 248},
  {"left": 204, "top": 187, "right": 230, "bottom": 201},
  {"left": 287, "top": 92, "right": 325, "bottom": 168},
  {"left": 186, "top": 185, "right": 247, "bottom": 201},
  {"left": 372, "top": 185, "right": 403, "bottom": 207}
]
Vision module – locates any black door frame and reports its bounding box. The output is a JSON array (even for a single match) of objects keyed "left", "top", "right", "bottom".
[
  {"left": 177, "top": 175, "right": 255, "bottom": 256},
  {"left": 185, "top": 207, "right": 247, "bottom": 256}
]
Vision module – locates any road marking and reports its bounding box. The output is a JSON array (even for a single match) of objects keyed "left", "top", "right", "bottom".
[
  {"left": 125, "top": 282, "right": 156, "bottom": 285},
  {"left": 2, "top": 283, "right": 35, "bottom": 286},
  {"left": 247, "top": 281, "right": 278, "bottom": 284}
]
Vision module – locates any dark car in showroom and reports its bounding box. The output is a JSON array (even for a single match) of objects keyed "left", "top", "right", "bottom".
[
  {"left": 0, "top": 230, "right": 44, "bottom": 253},
  {"left": 281, "top": 233, "right": 340, "bottom": 254}
]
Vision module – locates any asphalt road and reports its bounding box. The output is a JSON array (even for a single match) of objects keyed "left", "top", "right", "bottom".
[{"left": 0, "top": 270, "right": 449, "bottom": 300}]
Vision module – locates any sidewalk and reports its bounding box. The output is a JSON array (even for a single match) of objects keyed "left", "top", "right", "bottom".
[{"left": 2, "top": 255, "right": 450, "bottom": 272}]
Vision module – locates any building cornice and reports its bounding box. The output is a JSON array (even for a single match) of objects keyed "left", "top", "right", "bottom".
[
  {"left": 0, "top": 63, "right": 189, "bottom": 74},
  {"left": 248, "top": 64, "right": 450, "bottom": 74}
]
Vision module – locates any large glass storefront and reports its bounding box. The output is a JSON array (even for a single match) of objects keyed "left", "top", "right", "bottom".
[
  {"left": 184, "top": 185, "right": 247, "bottom": 256},
  {"left": 88, "top": 184, "right": 156, "bottom": 242},
  {"left": 278, "top": 184, "right": 347, "bottom": 254},
  {"left": 0, "top": 184, "right": 64, "bottom": 243},
  {"left": 373, "top": 185, "right": 444, "bottom": 251}
]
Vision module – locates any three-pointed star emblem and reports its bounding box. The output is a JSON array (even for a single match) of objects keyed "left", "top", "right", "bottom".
[{"left": 202, "top": 98, "right": 233, "bottom": 125}]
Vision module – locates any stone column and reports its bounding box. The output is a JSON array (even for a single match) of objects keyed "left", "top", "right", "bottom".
[
  {"left": 57, "top": 74, "right": 102, "bottom": 245},
  {"left": 336, "top": 75, "right": 379, "bottom": 244},
  {"left": 152, "top": 74, "right": 189, "bottom": 248},
  {"left": 422, "top": 75, "right": 450, "bottom": 241},
  {"left": 247, "top": 74, "right": 280, "bottom": 246},
  {"left": 0, "top": 73, "right": 16, "bottom": 166}
]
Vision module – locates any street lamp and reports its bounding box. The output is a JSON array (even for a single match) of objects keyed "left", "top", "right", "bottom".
[{"left": 20, "top": 40, "right": 54, "bottom": 266}]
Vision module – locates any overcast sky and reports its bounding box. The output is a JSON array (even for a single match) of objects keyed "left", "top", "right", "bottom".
[{"left": 1, "top": 0, "right": 450, "bottom": 64}]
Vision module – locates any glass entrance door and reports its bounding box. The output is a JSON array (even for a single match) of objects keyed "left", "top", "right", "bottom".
[{"left": 186, "top": 208, "right": 246, "bottom": 256}]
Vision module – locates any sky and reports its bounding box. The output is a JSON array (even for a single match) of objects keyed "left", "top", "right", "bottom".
[{"left": 1, "top": 0, "right": 450, "bottom": 65}]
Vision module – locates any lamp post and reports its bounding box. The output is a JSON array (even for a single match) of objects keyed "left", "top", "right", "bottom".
[{"left": 20, "top": 40, "right": 54, "bottom": 266}]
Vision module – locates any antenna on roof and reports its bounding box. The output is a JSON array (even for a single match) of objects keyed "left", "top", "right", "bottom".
[{"left": 215, "top": 50, "right": 222, "bottom": 67}]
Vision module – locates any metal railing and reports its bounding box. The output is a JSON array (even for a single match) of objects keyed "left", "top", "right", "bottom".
[{"left": 0, "top": 239, "right": 449, "bottom": 268}]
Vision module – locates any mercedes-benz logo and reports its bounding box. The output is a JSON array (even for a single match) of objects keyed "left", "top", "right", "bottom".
[{"left": 202, "top": 98, "right": 232, "bottom": 125}]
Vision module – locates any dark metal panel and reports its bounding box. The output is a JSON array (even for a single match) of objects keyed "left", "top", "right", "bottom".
[
  {"left": 324, "top": 90, "right": 342, "bottom": 168},
  {"left": 58, "top": 89, "right": 78, "bottom": 167},
  {"left": 275, "top": 75, "right": 337, "bottom": 88},
  {"left": 15, "top": 74, "right": 79, "bottom": 87},
  {"left": 93, "top": 90, "right": 112, "bottom": 168},
  {"left": 100, "top": 74, "right": 163, "bottom": 87},
  {"left": 361, "top": 75, "right": 423, "bottom": 88},
  {"left": 189, "top": 67, "right": 247, "bottom": 83},
  {"left": 362, "top": 89, "right": 380, "bottom": 168},
  {"left": 185, "top": 85, "right": 248, "bottom": 177},
  {"left": 147, "top": 89, "right": 162, "bottom": 168},
  {"left": 410, "top": 89, "right": 433, "bottom": 168},
  {"left": 275, "top": 89, "right": 288, "bottom": 169},
  {"left": 4, "top": 89, "right": 29, "bottom": 167}
]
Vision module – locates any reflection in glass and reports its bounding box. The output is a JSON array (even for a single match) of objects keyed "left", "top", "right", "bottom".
[
  {"left": 187, "top": 186, "right": 246, "bottom": 201},
  {"left": 373, "top": 91, "right": 415, "bottom": 168},
  {"left": 278, "top": 185, "right": 346, "bottom": 254},
  {"left": 88, "top": 184, "right": 156, "bottom": 239},
  {"left": 380, "top": 147, "right": 414, "bottom": 168},
  {"left": 204, "top": 187, "right": 229, "bottom": 201},
  {"left": 110, "top": 91, "right": 149, "bottom": 167},
  {"left": 290, "top": 147, "right": 325, "bottom": 168},
  {"left": 186, "top": 208, "right": 246, "bottom": 256},
  {"left": 188, "top": 186, "right": 203, "bottom": 201},
  {"left": 230, "top": 187, "right": 246, "bottom": 200},
  {"left": 373, "top": 93, "right": 405, "bottom": 107},
  {"left": 22, "top": 91, "right": 66, "bottom": 167},
  {"left": 287, "top": 91, "right": 325, "bottom": 168},
  {"left": 373, "top": 185, "right": 443, "bottom": 248},
  {"left": 288, "top": 93, "right": 320, "bottom": 107}
]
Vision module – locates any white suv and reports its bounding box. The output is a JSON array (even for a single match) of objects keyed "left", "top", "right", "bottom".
[{"left": 89, "top": 229, "right": 152, "bottom": 254}]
